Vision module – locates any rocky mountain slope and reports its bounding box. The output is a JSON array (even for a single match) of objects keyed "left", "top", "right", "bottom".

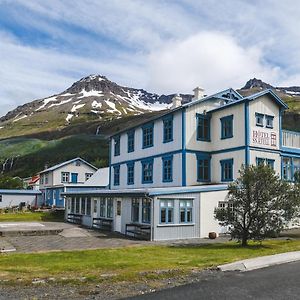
[{"left": 0, "top": 75, "right": 192, "bottom": 139}]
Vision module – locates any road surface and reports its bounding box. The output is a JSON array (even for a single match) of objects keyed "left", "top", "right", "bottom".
[{"left": 130, "top": 261, "right": 300, "bottom": 299}]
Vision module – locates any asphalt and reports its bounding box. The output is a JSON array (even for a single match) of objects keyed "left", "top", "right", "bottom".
[{"left": 130, "top": 261, "right": 300, "bottom": 300}]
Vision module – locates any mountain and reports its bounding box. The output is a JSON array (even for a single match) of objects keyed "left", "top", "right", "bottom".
[{"left": 0, "top": 75, "right": 192, "bottom": 139}]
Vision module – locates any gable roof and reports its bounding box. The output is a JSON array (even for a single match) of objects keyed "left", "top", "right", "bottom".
[
  {"left": 39, "top": 157, "right": 98, "bottom": 174},
  {"left": 84, "top": 167, "right": 109, "bottom": 187}
]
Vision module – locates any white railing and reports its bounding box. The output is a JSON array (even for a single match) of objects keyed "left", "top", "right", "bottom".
[{"left": 282, "top": 130, "right": 300, "bottom": 149}]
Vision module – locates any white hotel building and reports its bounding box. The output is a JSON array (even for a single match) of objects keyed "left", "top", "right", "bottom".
[{"left": 64, "top": 87, "right": 300, "bottom": 241}]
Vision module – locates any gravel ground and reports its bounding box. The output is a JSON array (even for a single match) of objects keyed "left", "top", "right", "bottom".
[{"left": 0, "top": 269, "right": 221, "bottom": 300}]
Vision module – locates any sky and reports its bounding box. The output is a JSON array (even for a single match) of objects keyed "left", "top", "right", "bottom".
[{"left": 1, "top": 0, "right": 300, "bottom": 115}]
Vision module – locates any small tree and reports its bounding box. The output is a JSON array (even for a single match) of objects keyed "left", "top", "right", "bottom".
[
  {"left": 215, "top": 164, "right": 300, "bottom": 246},
  {"left": 0, "top": 175, "right": 24, "bottom": 189}
]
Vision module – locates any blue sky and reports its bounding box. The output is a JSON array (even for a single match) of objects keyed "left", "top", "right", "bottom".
[{"left": 1, "top": 0, "right": 300, "bottom": 115}]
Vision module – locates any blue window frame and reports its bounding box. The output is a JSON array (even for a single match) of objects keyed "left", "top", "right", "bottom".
[
  {"left": 162, "top": 155, "right": 173, "bottom": 182},
  {"left": 179, "top": 200, "right": 193, "bottom": 223},
  {"left": 197, "top": 155, "right": 210, "bottom": 182},
  {"left": 283, "top": 157, "right": 292, "bottom": 181},
  {"left": 71, "top": 173, "right": 78, "bottom": 183},
  {"left": 114, "top": 135, "right": 120, "bottom": 156},
  {"left": 163, "top": 115, "right": 173, "bottom": 143},
  {"left": 127, "top": 162, "right": 134, "bottom": 185},
  {"left": 113, "top": 165, "right": 120, "bottom": 186},
  {"left": 160, "top": 199, "right": 174, "bottom": 224},
  {"left": 220, "top": 115, "right": 233, "bottom": 139},
  {"left": 127, "top": 130, "right": 135, "bottom": 153},
  {"left": 220, "top": 159, "right": 234, "bottom": 182},
  {"left": 142, "top": 123, "right": 154, "bottom": 148},
  {"left": 255, "top": 113, "right": 264, "bottom": 127},
  {"left": 142, "top": 159, "right": 153, "bottom": 183},
  {"left": 196, "top": 113, "right": 211, "bottom": 141},
  {"left": 266, "top": 115, "right": 274, "bottom": 129}
]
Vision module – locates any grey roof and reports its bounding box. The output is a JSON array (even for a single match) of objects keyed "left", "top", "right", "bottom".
[
  {"left": 39, "top": 157, "right": 97, "bottom": 174},
  {"left": 84, "top": 167, "right": 109, "bottom": 187},
  {"left": 62, "top": 184, "right": 228, "bottom": 197},
  {"left": 0, "top": 189, "right": 42, "bottom": 195}
]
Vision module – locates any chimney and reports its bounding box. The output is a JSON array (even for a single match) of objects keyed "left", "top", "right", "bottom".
[
  {"left": 171, "top": 94, "right": 182, "bottom": 109},
  {"left": 193, "top": 86, "right": 205, "bottom": 101}
]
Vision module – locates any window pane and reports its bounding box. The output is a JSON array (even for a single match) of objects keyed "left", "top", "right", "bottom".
[
  {"left": 180, "top": 209, "right": 185, "bottom": 222},
  {"left": 161, "top": 208, "right": 166, "bottom": 223}
]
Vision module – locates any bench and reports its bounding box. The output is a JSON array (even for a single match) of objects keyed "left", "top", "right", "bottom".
[
  {"left": 67, "top": 213, "right": 82, "bottom": 224},
  {"left": 125, "top": 223, "right": 151, "bottom": 240},
  {"left": 92, "top": 217, "right": 113, "bottom": 231}
]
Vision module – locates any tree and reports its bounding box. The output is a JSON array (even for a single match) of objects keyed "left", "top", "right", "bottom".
[
  {"left": 0, "top": 175, "right": 24, "bottom": 189},
  {"left": 215, "top": 164, "right": 300, "bottom": 246}
]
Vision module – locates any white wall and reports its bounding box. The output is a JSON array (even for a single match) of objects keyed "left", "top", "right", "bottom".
[{"left": 0, "top": 194, "right": 40, "bottom": 208}]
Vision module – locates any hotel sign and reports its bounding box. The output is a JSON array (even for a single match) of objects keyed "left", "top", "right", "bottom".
[{"left": 252, "top": 128, "right": 277, "bottom": 148}]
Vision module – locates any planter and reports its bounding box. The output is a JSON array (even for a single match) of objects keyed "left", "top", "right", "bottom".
[{"left": 209, "top": 232, "right": 217, "bottom": 239}]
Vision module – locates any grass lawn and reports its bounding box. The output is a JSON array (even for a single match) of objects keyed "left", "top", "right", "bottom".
[
  {"left": 0, "top": 210, "right": 64, "bottom": 222},
  {"left": 1, "top": 240, "right": 300, "bottom": 284}
]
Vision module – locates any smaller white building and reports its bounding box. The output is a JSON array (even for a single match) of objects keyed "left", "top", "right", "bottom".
[{"left": 0, "top": 189, "right": 42, "bottom": 209}]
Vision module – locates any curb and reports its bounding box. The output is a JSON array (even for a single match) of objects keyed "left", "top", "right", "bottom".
[{"left": 218, "top": 251, "right": 300, "bottom": 272}]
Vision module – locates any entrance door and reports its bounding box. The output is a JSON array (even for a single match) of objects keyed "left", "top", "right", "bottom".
[{"left": 115, "top": 199, "right": 122, "bottom": 232}]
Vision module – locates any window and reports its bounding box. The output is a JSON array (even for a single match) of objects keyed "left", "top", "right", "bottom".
[
  {"left": 81, "top": 197, "right": 86, "bottom": 215},
  {"left": 113, "top": 165, "right": 120, "bottom": 186},
  {"left": 93, "top": 199, "right": 97, "bottom": 213},
  {"left": 61, "top": 172, "right": 69, "bottom": 183},
  {"left": 256, "top": 113, "right": 264, "bottom": 127},
  {"left": 100, "top": 198, "right": 106, "bottom": 217},
  {"left": 142, "top": 123, "right": 154, "bottom": 148},
  {"left": 44, "top": 174, "right": 49, "bottom": 185},
  {"left": 85, "top": 173, "right": 93, "bottom": 181},
  {"left": 266, "top": 115, "right": 274, "bottom": 129},
  {"left": 162, "top": 156, "right": 173, "bottom": 182},
  {"left": 220, "top": 115, "right": 233, "bottom": 139},
  {"left": 86, "top": 197, "right": 91, "bottom": 216},
  {"left": 75, "top": 197, "right": 80, "bottom": 214},
  {"left": 163, "top": 116, "right": 173, "bottom": 143},
  {"left": 71, "top": 197, "right": 75, "bottom": 213},
  {"left": 0, "top": 195, "right": 2, "bottom": 202},
  {"left": 127, "top": 130, "right": 135, "bottom": 153},
  {"left": 283, "top": 157, "right": 292, "bottom": 181},
  {"left": 127, "top": 162, "right": 134, "bottom": 185},
  {"left": 75, "top": 160, "right": 81, "bottom": 166},
  {"left": 196, "top": 114, "right": 211, "bottom": 141},
  {"left": 218, "top": 201, "right": 234, "bottom": 211},
  {"left": 256, "top": 158, "right": 275, "bottom": 169},
  {"left": 160, "top": 199, "right": 174, "bottom": 224},
  {"left": 106, "top": 198, "right": 113, "bottom": 218},
  {"left": 179, "top": 200, "right": 193, "bottom": 223},
  {"left": 220, "top": 159, "right": 234, "bottom": 182},
  {"left": 131, "top": 198, "right": 140, "bottom": 222},
  {"left": 142, "top": 159, "right": 153, "bottom": 183},
  {"left": 197, "top": 155, "right": 210, "bottom": 182},
  {"left": 142, "top": 198, "right": 151, "bottom": 223},
  {"left": 40, "top": 176, "right": 44, "bottom": 184},
  {"left": 114, "top": 135, "right": 120, "bottom": 156}
]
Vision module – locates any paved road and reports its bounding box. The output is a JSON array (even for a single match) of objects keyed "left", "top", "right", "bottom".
[{"left": 130, "top": 261, "right": 300, "bottom": 300}]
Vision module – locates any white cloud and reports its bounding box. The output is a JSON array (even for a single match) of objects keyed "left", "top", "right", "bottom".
[{"left": 146, "top": 31, "right": 280, "bottom": 94}]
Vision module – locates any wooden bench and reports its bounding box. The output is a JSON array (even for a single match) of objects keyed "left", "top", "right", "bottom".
[
  {"left": 92, "top": 217, "right": 113, "bottom": 231},
  {"left": 125, "top": 223, "right": 151, "bottom": 240},
  {"left": 67, "top": 213, "right": 82, "bottom": 224}
]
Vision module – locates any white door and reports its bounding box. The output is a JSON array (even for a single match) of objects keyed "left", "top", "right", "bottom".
[{"left": 115, "top": 199, "right": 122, "bottom": 232}]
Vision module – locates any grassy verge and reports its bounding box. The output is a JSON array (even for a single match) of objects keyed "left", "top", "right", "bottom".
[
  {"left": 0, "top": 211, "right": 64, "bottom": 222},
  {"left": 1, "top": 240, "right": 300, "bottom": 284}
]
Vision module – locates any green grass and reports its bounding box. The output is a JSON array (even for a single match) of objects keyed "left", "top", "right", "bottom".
[
  {"left": 1, "top": 240, "right": 300, "bottom": 284},
  {"left": 0, "top": 211, "right": 64, "bottom": 222}
]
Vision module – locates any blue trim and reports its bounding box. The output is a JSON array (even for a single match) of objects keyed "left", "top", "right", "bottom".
[
  {"left": 220, "top": 115, "right": 233, "bottom": 139},
  {"left": 220, "top": 158, "right": 234, "bottom": 182},
  {"left": 244, "top": 101, "right": 250, "bottom": 165},
  {"left": 249, "top": 146, "right": 281, "bottom": 154},
  {"left": 142, "top": 122, "right": 154, "bottom": 149},
  {"left": 255, "top": 112, "right": 264, "bottom": 127},
  {"left": 281, "top": 146, "right": 300, "bottom": 155},
  {"left": 127, "top": 162, "right": 135, "bottom": 185},
  {"left": 0, "top": 190, "right": 41, "bottom": 195},
  {"left": 127, "top": 130, "right": 135, "bottom": 153},
  {"left": 159, "top": 199, "right": 174, "bottom": 224},
  {"left": 265, "top": 115, "right": 274, "bottom": 129},
  {"left": 141, "top": 158, "right": 154, "bottom": 184},
  {"left": 182, "top": 109, "right": 186, "bottom": 186},
  {"left": 179, "top": 199, "right": 193, "bottom": 223},
  {"left": 162, "top": 155, "right": 173, "bottom": 182},
  {"left": 163, "top": 114, "right": 173, "bottom": 143}
]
